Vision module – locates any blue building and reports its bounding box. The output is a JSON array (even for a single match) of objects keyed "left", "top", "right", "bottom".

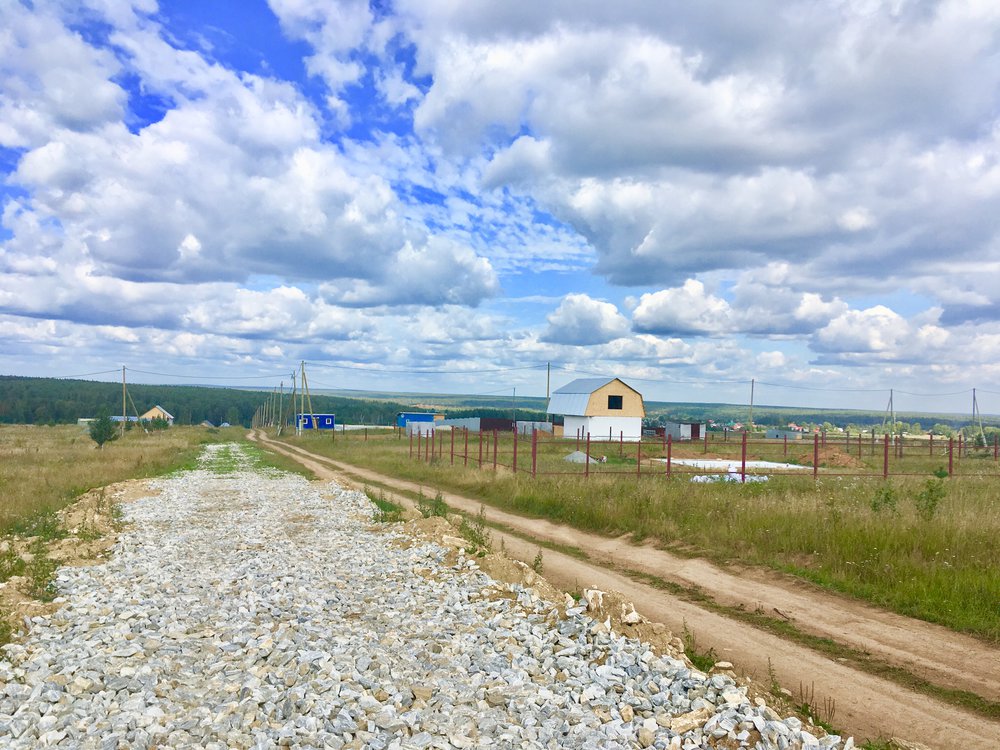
[
  {"left": 298, "top": 413, "right": 336, "bottom": 430},
  {"left": 395, "top": 412, "right": 442, "bottom": 428}
]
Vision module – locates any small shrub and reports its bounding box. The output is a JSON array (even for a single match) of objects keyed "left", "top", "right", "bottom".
[
  {"left": 531, "top": 548, "right": 544, "bottom": 574},
  {"left": 870, "top": 484, "right": 898, "bottom": 515},
  {"left": 915, "top": 478, "right": 946, "bottom": 521}
]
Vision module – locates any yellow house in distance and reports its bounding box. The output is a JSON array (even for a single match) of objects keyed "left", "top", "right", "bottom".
[
  {"left": 140, "top": 405, "right": 174, "bottom": 425},
  {"left": 547, "top": 377, "right": 645, "bottom": 442}
]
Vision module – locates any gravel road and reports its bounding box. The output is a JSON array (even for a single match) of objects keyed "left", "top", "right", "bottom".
[{"left": 0, "top": 444, "right": 849, "bottom": 749}]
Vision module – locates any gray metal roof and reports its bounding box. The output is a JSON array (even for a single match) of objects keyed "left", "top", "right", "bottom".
[
  {"left": 552, "top": 377, "right": 616, "bottom": 395},
  {"left": 546, "top": 393, "right": 592, "bottom": 416}
]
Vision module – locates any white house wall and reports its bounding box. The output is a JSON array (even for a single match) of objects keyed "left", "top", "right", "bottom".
[{"left": 563, "top": 416, "right": 642, "bottom": 442}]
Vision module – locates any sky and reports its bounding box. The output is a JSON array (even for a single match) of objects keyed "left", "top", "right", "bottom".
[{"left": 2, "top": 0, "right": 1000, "bottom": 415}]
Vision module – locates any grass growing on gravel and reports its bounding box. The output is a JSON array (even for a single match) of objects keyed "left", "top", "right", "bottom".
[{"left": 280, "top": 430, "right": 1000, "bottom": 643}]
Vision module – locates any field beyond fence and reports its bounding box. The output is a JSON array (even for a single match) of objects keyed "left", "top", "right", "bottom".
[{"left": 282, "top": 426, "right": 1000, "bottom": 643}]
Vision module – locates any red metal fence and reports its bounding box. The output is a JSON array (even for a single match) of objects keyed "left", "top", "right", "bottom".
[{"left": 403, "top": 426, "right": 1000, "bottom": 482}]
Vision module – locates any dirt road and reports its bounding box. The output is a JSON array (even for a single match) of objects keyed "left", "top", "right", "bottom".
[{"left": 253, "top": 433, "right": 1000, "bottom": 749}]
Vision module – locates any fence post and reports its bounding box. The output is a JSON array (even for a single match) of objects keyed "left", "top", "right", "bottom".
[
  {"left": 741, "top": 431, "right": 748, "bottom": 484},
  {"left": 493, "top": 430, "right": 498, "bottom": 471},
  {"left": 857, "top": 433, "right": 861, "bottom": 460},
  {"left": 948, "top": 438, "right": 954, "bottom": 476},
  {"left": 929, "top": 432, "right": 933, "bottom": 456},
  {"left": 478, "top": 429, "right": 483, "bottom": 468},
  {"left": 883, "top": 433, "right": 890, "bottom": 479},
  {"left": 585, "top": 433, "right": 591, "bottom": 479},
  {"left": 464, "top": 428, "right": 469, "bottom": 467},
  {"left": 958, "top": 433, "right": 964, "bottom": 458},
  {"left": 450, "top": 427, "right": 455, "bottom": 465},
  {"left": 813, "top": 433, "right": 819, "bottom": 481},
  {"left": 637, "top": 437, "right": 641, "bottom": 478},
  {"left": 531, "top": 428, "right": 537, "bottom": 477},
  {"left": 576, "top": 427, "right": 580, "bottom": 451},
  {"left": 995, "top": 433, "right": 998, "bottom": 462},
  {"left": 667, "top": 434, "right": 672, "bottom": 478},
  {"left": 704, "top": 430, "right": 709, "bottom": 454},
  {"left": 821, "top": 430, "right": 826, "bottom": 448},
  {"left": 512, "top": 426, "right": 518, "bottom": 474},
  {"left": 409, "top": 429, "right": 413, "bottom": 458},
  {"left": 619, "top": 430, "right": 623, "bottom": 456},
  {"left": 783, "top": 435, "right": 787, "bottom": 457}
]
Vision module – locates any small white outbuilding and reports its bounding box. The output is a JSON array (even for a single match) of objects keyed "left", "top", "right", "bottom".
[{"left": 547, "top": 377, "right": 645, "bottom": 442}]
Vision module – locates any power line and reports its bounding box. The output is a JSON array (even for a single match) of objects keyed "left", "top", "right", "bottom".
[
  {"left": 306, "top": 361, "right": 547, "bottom": 375},
  {"left": 755, "top": 380, "right": 887, "bottom": 393},
  {"left": 46, "top": 369, "right": 122, "bottom": 379},
  {"left": 126, "top": 368, "right": 289, "bottom": 381}
]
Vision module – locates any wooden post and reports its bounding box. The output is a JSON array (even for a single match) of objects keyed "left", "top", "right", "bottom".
[
  {"left": 994, "top": 433, "right": 998, "bottom": 462},
  {"left": 948, "top": 438, "right": 954, "bottom": 476},
  {"left": 531, "top": 429, "right": 537, "bottom": 477},
  {"left": 409, "top": 429, "right": 413, "bottom": 458},
  {"left": 883, "top": 433, "right": 890, "bottom": 479},
  {"left": 742, "top": 431, "right": 748, "bottom": 483},
  {"left": 364, "top": 427, "right": 368, "bottom": 442},
  {"left": 783, "top": 435, "right": 787, "bottom": 457},
  {"left": 493, "top": 430, "right": 498, "bottom": 471},
  {"left": 636, "top": 438, "right": 641, "bottom": 478},
  {"left": 619, "top": 430, "right": 623, "bottom": 456},
  {"left": 958, "top": 433, "right": 964, "bottom": 458},
  {"left": 585, "top": 433, "right": 591, "bottom": 479},
  {"left": 478, "top": 429, "right": 483, "bottom": 468},
  {"left": 929, "top": 432, "right": 933, "bottom": 456},
  {"left": 809, "top": 433, "right": 817, "bottom": 480},
  {"left": 704, "top": 430, "right": 709, "bottom": 454},
  {"left": 512, "top": 426, "right": 518, "bottom": 474},
  {"left": 450, "top": 427, "right": 455, "bottom": 465},
  {"left": 464, "top": 428, "right": 469, "bottom": 467},
  {"left": 667, "top": 434, "right": 672, "bottom": 478}
]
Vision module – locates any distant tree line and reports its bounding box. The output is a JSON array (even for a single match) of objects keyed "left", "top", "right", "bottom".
[{"left": 0, "top": 376, "right": 408, "bottom": 428}]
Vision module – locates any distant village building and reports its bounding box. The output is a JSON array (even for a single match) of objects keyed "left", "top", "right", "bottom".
[
  {"left": 395, "top": 412, "right": 444, "bottom": 428},
  {"left": 140, "top": 405, "right": 174, "bottom": 425},
  {"left": 662, "top": 421, "right": 705, "bottom": 441},
  {"left": 766, "top": 428, "right": 804, "bottom": 440},
  {"left": 547, "top": 377, "right": 645, "bottom": 442}
]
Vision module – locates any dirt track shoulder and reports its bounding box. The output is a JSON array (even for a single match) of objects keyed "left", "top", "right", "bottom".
[{"left": 253, "top": 432, "right": 1000, "bottom": 749}]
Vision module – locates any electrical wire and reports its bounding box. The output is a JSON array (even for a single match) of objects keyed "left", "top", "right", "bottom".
[
  {"left": 47, "top": 369, "right": 122, "bottom": 379},
  {"left": 126, "top": 368, "right": 289, "bottom": 381},
  {"left": 306, "top": 361, "right": 547, "bottom": 375}
]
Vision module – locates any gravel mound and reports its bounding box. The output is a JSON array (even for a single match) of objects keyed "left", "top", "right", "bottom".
[{"left": 0, "top": 444, "right": 850, "bottom": 749}]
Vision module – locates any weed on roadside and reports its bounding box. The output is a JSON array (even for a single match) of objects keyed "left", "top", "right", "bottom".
[
  {"left": 365, "top": 485, "right": 403, "bottom": 523},
  {"left": 10, "top": 511, "right": 66, "bottom": 541},
  {"left": 681, "top": 620, "right": 717, "bottom": 672},
  {"left": 22, "top": 539, "right": 58, "bottom": 602},
  {"left": 459, "top": 505, "right": 492, "bottom": 555},
  {"left": 0, "top": 543, "right": 25, "bottom": 582},
  {"left": 417, "top": 490, "right": 448, "bottom": 519},
  {"left": 797, "top": 681, "right": 837, "bottom": 734},
  {"left": 532, "top": 548, "right": 544, "bottom": 574}
]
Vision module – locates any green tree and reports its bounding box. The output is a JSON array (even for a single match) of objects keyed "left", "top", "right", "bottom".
[{"left": 89, "top": 411, "right": 118, "bottom": 449}]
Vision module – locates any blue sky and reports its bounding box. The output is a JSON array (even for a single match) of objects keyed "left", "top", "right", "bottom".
[{"left": 2, "top": 0, "right": 1000, "bottom": 416}]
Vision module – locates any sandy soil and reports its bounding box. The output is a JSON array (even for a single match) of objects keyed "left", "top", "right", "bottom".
[{"left": 253, "top": 432, "right": 1000, "bottom": 750}]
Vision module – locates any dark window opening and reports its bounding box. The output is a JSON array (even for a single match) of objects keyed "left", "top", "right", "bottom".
[{"left": 607, "top": 395, "right": 623, "bottom": 410}]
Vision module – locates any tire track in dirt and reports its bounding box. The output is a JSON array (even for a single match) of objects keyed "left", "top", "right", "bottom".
[{"left": 252, "top": 432, "right": 1000, "bottom": 749}]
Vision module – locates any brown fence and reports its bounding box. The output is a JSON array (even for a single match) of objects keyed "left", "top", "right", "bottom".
[{"left": 403, "top": 426, "right": 1000, "bottom": 482}]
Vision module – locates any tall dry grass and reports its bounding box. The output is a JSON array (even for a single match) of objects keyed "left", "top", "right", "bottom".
[
  {"left": 284, "top": 429, "right": 1000, "bottom": 642},
  {"left": 0, "top": 424, "right": 239, "bottom": 532}
]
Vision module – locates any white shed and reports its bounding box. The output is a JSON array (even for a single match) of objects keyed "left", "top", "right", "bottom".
[{"left": 547, "top": 377, "right": 645, "bottom": 442}]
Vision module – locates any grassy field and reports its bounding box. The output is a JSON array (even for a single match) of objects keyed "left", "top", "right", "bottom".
[
  {"left": 281, "top": 428, "right": 1000, "bottom": 643},
  {"left": 0, "top": 424, "right": 302, "bottom": 533}
]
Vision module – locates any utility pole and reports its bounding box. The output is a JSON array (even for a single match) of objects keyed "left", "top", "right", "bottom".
[
  {"left": 545, "top": 362, "right": 551, "bottom": 424},
  {"left": 121, "top": 366, "right": 127, "bottom": 438}
]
